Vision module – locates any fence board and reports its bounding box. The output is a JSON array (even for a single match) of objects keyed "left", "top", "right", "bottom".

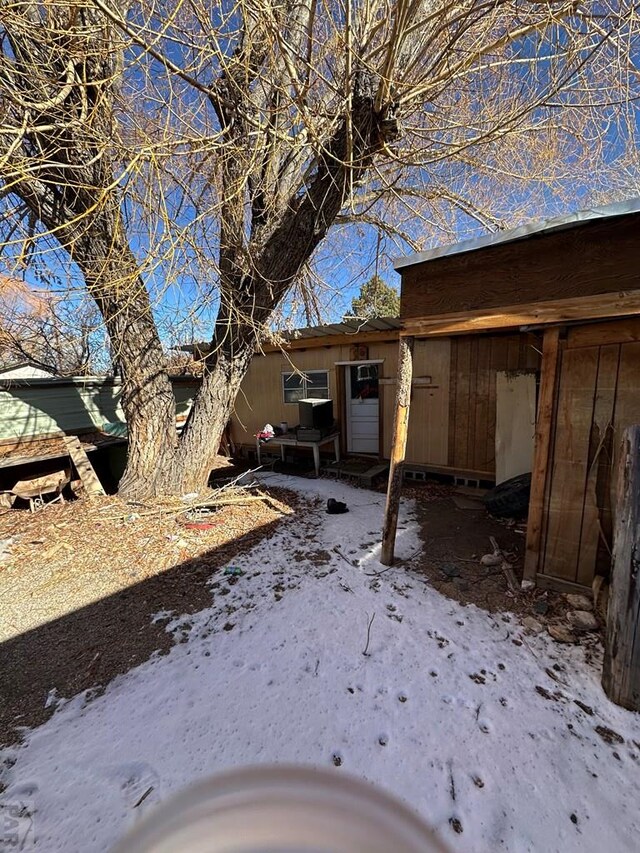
[
  {"left": 543, "top": 347, "right": 599, "bottom": 582},
  {"left": 575, "top": 345, "right": 620, "bottom": 586}
]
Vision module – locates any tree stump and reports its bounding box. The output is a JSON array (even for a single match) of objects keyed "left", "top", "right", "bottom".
[{"left": 602, "top": 425, "right": 640, "bottom": 711}]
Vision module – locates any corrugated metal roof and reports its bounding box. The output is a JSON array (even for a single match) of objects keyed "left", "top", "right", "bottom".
[
  {"left": 285, "top": 317, "right": 401, "bottom": 340},
  {"left": 180, "top": 317, "right": 401, "bottom": 353},
  {"left": 394, "top": 196, "right": 640, "bottom": 271}
]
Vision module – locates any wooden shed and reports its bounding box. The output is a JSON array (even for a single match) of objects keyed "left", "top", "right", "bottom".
[
  {"left": 223, "top": 319, "right": 541, "bottom": 482},
  {"left": 388, "top": 197, "right": 640, "bottom": 591}
]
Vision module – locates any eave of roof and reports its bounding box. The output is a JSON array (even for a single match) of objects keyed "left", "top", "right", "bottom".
[
  {"left": 180, "top": 317, "right": 402, "bottom": 353},
  {"left": 394, "top": 196, "right": 640, "bottom": 271}
]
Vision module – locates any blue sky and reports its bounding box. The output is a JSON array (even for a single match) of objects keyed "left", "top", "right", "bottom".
[{"left": 2, "top": 3, "right": 640, "bottom": 350}]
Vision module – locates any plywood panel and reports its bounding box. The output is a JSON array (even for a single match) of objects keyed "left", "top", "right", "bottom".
[
  {"left": 405, "top": 338, "right": 450, "bottom": 465},
  {"left": 377, "top": 338, "right": 451, "bottom": 464},
  {"left": 486, "top": 336, "right": 510, "bottom": 473},
  {"left": 495, "top": 371, "right": 536, "bottom": 484},
  {"left": 542, "top": 348, "right": 599, "bottom": 582},
  {"left": 447, "top": 336, "right": 458, "bottom": 467},
  {"left": 466, "top": 337, "right": 479, "bottom": 469},
  {"left": 401, "top": 212, "right": 640, "bottom": 319}
]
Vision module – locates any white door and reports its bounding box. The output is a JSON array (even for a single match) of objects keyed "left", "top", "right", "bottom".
[{"left": 346, "top": 364, "right": 379, "bottom": 454}]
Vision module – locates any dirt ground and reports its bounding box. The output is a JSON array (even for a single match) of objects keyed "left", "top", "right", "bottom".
[
  {"left": 0, "top": 473, "right": 300, "bottom": 745},
  {"left": 408, "top": 481, "right": 530, "bottom": 610},
  {"left": 404, "top": 480, "right": 601, "bottom": 640},
  {"left": 0, "top": 467, "right": 599, "bottom": 747}
]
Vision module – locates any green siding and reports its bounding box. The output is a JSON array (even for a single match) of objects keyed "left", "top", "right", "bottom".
[{"left": 0, "top": 379, "right": 199, "bottom": 443}]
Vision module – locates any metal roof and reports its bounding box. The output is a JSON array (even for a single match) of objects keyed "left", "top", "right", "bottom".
[
  {"left": 283, "top": 316, "right": 401, "bottom": 340},
  {"left": 394, "top": 196, "right": 640, "bottom": 271},
  {"left": 180, "top": 317, "right": 401, "bottom": 352}
]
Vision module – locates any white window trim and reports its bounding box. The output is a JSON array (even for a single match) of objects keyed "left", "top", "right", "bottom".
[{"left": 281, "top": 369, "right": 330, "bottom": 404}]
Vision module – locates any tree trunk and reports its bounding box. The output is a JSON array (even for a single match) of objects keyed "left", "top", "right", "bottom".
[
  {"left": 73, "top": 235, "right": 178, "bottom": 499},
  {"left": 602, "top": 425, "right": 640, "bottom": 710},
  {"left": 156, "top": 317, "right": 257, "bottom": 495}
]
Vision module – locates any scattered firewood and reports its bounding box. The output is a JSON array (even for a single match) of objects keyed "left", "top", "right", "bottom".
[{"left": 480, "top": 536, "right": 518, "bottom": 594}]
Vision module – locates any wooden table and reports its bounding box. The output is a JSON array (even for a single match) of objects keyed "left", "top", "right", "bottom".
[{"left": 256, "top": 431, "right": 340, "bottom": 477}]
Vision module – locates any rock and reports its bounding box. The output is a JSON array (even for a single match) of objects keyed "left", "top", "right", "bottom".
[
  {"left": 480, "top": 553, "right": 502, "bottom": 567},
  {"left": 565, "top": 594, "right": 593, "bottom": 612},
  {"left": 522, "top": 616, "right": 544, "bottom": 634},
  {"left": 548, "top": 624, "right": 577, "bottom": 644},
  {"left": 534, "top": 599, "right": 549, "bottom": 616},
  {"left": 566, "top": 610, "right": 599, "bottom": 632},
  {"left": 453, "top": 577, "right": 470, "bottom": 592},
  {"left": 441, "top": 564, "right": 461, "bottom": 579}
]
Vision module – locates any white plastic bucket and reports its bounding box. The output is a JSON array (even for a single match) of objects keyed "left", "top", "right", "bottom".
[{"left": 112, "top": 765, "right": 450, "bottom": 853}]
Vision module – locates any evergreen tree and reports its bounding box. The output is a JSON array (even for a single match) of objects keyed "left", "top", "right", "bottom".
[{"left": 345, "top": 276, "right": 400, "bottom": 320}]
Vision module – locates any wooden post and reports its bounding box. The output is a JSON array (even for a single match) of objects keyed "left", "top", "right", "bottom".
[
  {"left": 381, "top": 335, "right": 414, "bottom": 566},
  {"left": 523, "top": 326, "right": 561, "bottom": 583},
  {"left": 602, "top": 425, "right": 640, "bottom": 711}
]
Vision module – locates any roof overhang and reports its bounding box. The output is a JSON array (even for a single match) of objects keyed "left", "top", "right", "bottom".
[{"left": 394, "top": 197, "right": 640, "bottom": 271}]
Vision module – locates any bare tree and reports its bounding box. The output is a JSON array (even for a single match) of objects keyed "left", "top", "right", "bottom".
[
  {"left": 0, "top": 283, "right": 107, "bottom": 375},
  {"left": 0, "top": 0, "right": 638, "bottom": 496}
]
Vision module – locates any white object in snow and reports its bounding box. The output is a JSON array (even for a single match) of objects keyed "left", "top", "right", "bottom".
[{"left": 112, "top": 765, "right": 449, "bottom": 853}]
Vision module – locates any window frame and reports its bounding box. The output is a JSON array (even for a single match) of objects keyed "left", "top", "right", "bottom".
[{"left": 281, "top": 369, "right": 330, "bottom": 404}]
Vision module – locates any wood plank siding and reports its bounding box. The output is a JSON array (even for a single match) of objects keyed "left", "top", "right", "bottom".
[
  {"left": 401, "top": 213, "right": 640, "bottom": 321},
  {"left": 537, "top": 319, "right": 640, "bottom": 587},
  {"left": 447, "top": 333, "right": 541, "bottom": 475}
]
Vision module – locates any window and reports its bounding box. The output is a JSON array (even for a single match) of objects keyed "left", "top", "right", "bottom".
[
  {"left": 349, "top": 363, "right": 379, "bottom": 400},
  {"left": 282, "top": 370, "right": 329, "bottom": 403}
]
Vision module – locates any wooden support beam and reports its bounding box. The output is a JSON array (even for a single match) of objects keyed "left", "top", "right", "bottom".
[
  {"left": 381, "top": 336, "right": 414, "bottom": 566},
  {"left": 602, "top": 425, "right": 640, "bottom": 711},
  {"left": 567, "top": 317, "right": 640, "bottom": 349},
  {"left": 523, "top": 327, "right": 561, "bottom": 583},
  {"left": 400, "top": 291, "right": 640, "bottom": 338}
]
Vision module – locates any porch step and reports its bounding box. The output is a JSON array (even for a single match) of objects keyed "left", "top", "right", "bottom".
[
  {"left": 360, "top": 462, "right": 390, "bottom": 487},
  {"left": 321, "top": 459, "right": 389, "bottom": 488}
]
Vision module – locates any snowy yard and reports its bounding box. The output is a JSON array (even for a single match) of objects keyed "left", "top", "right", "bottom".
[{"left": 1, "top": 476, "right": 639, "bottom": 851}]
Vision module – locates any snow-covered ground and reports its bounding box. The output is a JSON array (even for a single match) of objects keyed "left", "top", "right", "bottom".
[{"left": 1, "top": 476, "right": 639, "bottom": 852}]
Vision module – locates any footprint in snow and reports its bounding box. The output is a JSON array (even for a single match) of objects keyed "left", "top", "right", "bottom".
[
  {"left": 449, "top": 816, "right": 463, "bottom": 834},
  {"left": 477, "top": 718, "right": 492, "bottom": 734},
  {"left": 332, "top": 752, "right": 343, "bottom": 767},
  {"left": 378, "top": 734, "right": 389, "bottom": 747}
]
